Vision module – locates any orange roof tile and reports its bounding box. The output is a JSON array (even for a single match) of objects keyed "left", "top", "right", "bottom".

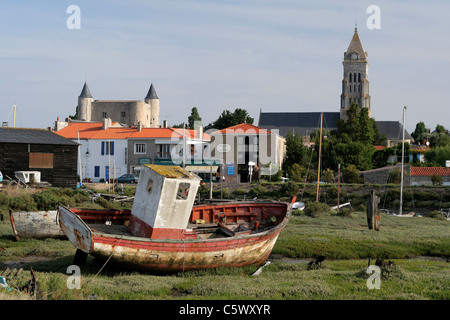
[
  {"left": 212, "top": 123, "right": 272, "bottom": 135},
  {"left": 410, "top": 167, "right": 450, "bottom": 176},
  {"left": 55, "top": 122, "right": 209, "bottom": 140}
]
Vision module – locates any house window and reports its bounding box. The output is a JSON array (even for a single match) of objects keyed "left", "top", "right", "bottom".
[
  {"left": 121, "top": 111, "right": 126, "bottom": 117},
  {"left": 134, "top": 143, "right": 147, "bottom": 154},
  {"left": 101, "top": 141, "right": 114, "bottom": 155},
  {"left": 29, "top": 153, "right": 53, "bottom": 168},
  {"left": 94, "top": 166, "right": 100, "bottom": 177},
  {"left": 102, "top": 112, "right": 107, "bottom": 118},
  {"left": 349, "top": 73, "right": 352, "bottom": 82},
  {"left": 358, "top": 73, "right": 361, "bottom": 82}
]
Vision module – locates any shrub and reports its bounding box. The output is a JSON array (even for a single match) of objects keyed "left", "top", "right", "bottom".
[
  {"left": 342, "top": 165, "right": 361, "bottom": 184},
  {"left": 427, "top": 210, "right": 446, "bottom": 220},
  {"left": 431, "top": 175, "right": 443, "bottom": 186},
  {"left": 8, "top": 195, "right": 37, "bottom": 211},
  {"left": 337, "top": 207, "right": 353, "bottom": 218},
  {"left": 279, "top": 181, "right": 299, "bottom": 197},
  {"left": 232, "top": 188, "right": 248, "bottom": 197},
  {"left": 248, "top": 185, "right": 268, "bottom": 198},
  {"left": 304, "top": 201, "right": 330, "bottom": 218}
]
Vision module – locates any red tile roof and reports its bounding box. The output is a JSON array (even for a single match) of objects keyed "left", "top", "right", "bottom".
[
  {"left": 410, "top": 167, "right": 450, "bottom": 176},
  {"left": 55, "top": 122, "right": 209, "bottom": 140},
  {"left": 212, "top": 123, "right": 273, "bottom": 135}
]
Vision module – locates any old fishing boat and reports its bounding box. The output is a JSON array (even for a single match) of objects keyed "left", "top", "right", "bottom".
[
  {"left": 58, "top": 164, "right": 291, "bottom": 272},
  {"left": 9, "top": 210, "right": 66, "bottom": 240}
]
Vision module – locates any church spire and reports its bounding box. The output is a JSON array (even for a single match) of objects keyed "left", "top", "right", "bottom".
[
  {"left": 345, "top": 27, "right": 367, "bottom": 61},
  {"left": 79, "top": 82, "right": 93, "bottom": 99}
]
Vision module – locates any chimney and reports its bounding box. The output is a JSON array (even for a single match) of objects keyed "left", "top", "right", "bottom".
[
  {"left": 102, "top": 118, "right": 112, "bottom": 130},
  {"left": 163, "top": 120, "right": 168, "bottom": 128},
  {"left": 197, "top": 126, "right": 203, "bottom": 139},
  {"left": 137, "top": 121, "right": 142, "bottom": 132}
]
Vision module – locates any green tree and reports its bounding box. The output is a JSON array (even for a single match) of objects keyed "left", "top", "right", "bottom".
[
  {"left": 282, "top": 131, "right": 308, "bottom": 172},
  {"left": 207, "top": 108, "right": 254, "bottom": 130},
  {"left": 425, "top": 145, "right": 450, "bottom": 166},
  {"left": 411, "top": 121, "right": 428, "bottom": 144},
  {"left": 330, "top": 103, "right": 386, "bottom": 171},
  {"left": 429, "top": 124, "right": 450, "bottom": 148},
  {"left": 188, "top": 107, "right": 202, "bottom": 129}
]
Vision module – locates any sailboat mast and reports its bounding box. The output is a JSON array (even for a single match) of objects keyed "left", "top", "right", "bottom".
[
  {"left": 316, "top": 112, "right": 323, "bottom": 202},
  {"left": 400, "top": 106, "right": 407, "bottom": 215}
]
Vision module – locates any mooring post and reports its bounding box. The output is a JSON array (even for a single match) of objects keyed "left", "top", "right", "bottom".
[{"left": 367, "top": 190, "right": 381, "bottom": 231}]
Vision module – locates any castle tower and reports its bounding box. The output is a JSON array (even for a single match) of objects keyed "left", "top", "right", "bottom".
[
  {"left": 77, "top": 82, "right": 93, "bottom": 121},
  {"left": 340, "top": 27, "right": 371, "bottom": 121},
  {"left": 144, "top": 83, "right": 160, "bottom": 128}
]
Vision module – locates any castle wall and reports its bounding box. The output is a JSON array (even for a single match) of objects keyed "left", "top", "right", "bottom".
[{"left": 90, "top": 101, "right": 151, "bottom": 127}]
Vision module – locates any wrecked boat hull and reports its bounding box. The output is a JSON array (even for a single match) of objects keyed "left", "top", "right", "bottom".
[
  {"left": 58, "top": 202, "right": 290, "bottom": 272},
  {"left": 91, "top": 232, "right": 280, "bottom": 272},
  {"left": 9, "top": 210, "right": 66, "bottom": 241}
]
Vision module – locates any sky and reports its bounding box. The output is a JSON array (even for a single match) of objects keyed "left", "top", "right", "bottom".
[{"left": 1, "top": 0, "right": 449, "bottom": 133}]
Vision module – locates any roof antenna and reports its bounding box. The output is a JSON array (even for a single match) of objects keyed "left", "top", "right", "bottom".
[{"left": 355, "top": 21, "right": 358, "bottom": 32}]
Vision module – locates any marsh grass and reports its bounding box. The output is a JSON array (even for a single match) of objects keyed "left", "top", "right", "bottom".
[{"left": 0, "top": 193, "right": 449, "bottom": 300}]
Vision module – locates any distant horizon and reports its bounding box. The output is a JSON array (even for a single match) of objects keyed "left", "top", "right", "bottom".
[{"left": 1, "top": 1, "right": 449, "bottom": 134}]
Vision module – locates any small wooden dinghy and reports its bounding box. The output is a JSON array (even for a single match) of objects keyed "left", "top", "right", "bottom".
[{"left": 9, "top": 210, "right": 66, "bottom": 241}]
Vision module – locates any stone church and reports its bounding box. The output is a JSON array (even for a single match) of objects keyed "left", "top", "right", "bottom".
[
  {"left": 258, "top": 27, "right": 411, "bottom": 147},
  {"left": 77, "top": 83, "right": 160, "bottom": 128}
]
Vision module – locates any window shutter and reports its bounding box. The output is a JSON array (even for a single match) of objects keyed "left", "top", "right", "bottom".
[
  {"left": 94, "top": 166, "right": 100, "bottom": 177},
  {"left": 101, "top": 142, "right": 105, "bottom": 155},
  {"left": 110, "top": 142, "right": 114, "bottom": 155}
]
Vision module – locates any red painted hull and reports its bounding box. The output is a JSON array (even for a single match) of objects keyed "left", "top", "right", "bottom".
[{"left": 58, "top": 201, "right": 291, "bottom": 272}]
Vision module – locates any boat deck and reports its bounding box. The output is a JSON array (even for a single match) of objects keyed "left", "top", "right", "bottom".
[{"left": 87, "top": 220, "right": 271, "bottom": 240}]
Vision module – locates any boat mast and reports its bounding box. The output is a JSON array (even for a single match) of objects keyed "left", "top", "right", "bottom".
[
  {"left": 400, "top": 106, "right": 407, "bottom": 215},
  {"left": 316, "top": 112, "right": 323, "bottom": 202}
]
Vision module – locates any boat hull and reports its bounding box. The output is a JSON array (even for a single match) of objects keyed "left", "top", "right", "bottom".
[
  {"left": 58, "top": 202, "right": 290, "bottom": 272},
  {"left": 91, "top": 232, "right": 280, "bottom": 272},
  {"left": 10, "top": 210, "right": 65, "bottom": 241}
]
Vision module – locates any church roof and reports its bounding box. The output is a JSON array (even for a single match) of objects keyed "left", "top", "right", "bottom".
[
  {"left": 375, "top": 121, "right": 412, "bottom": 140},
  {"left": 258, "top": 112, "right": 340, "bottom": 137},
  {"left": 258, "top": 112, "right": 412, "bottom": 141},
  {"left": 345, "top": 28, "right": 367, "bottom": 60},
  {"left": 145, "top": 84, "right": 159, "bottom": 100},
  {"left": 79, "top": 82, "right": 93, "bottom": 99}
]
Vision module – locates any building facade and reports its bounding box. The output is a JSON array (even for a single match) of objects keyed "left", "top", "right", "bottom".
[
  {"left": 210, "top": 123, "right": 285, "bottom": 183},
  {"left": 55, "top": 121, "right": 211, "bottom": 182}
]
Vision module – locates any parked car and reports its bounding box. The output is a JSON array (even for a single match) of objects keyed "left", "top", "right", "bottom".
[{"left": 114, "top": 174, "right": 138, "bottom": 184}]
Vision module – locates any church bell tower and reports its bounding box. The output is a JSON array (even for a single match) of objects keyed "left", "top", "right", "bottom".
[{"left": 340, "top": 27, "right": 371, "bottom": 121}]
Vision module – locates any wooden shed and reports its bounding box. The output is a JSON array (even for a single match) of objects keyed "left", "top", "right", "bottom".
[{"left": 0, "top": 127, "right": 79, "bottom": 188}]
